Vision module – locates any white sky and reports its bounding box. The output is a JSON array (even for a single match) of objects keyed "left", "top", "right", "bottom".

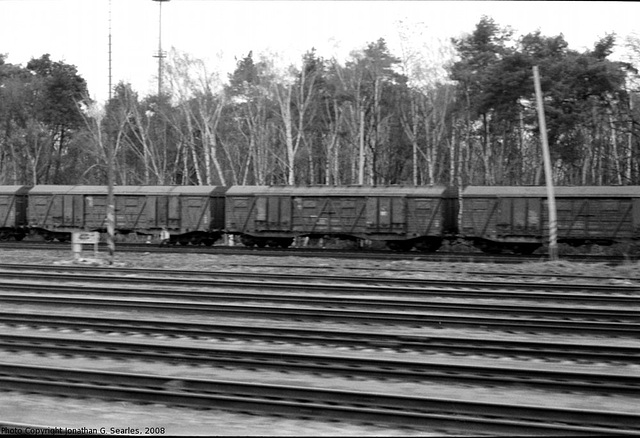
[{"left": 1, "top": 0, "right": 638, "bottom": 103}]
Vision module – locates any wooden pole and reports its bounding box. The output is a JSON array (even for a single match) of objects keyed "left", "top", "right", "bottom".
[
  {"left": 106, "top": 135, "right": 115, "bottom": 264},
  {"left": 533, "top": 66, "right": 558, "bottom": 261},
  {"left": 359, "top": 108, "right": 365, "bottom": 185}
]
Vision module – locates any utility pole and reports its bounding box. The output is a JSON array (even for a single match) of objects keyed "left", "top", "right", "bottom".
[
  {"left": 108, "top": 0, "right": 112, "bottom": 101},
  {"left": 533, "top": 66, "right": 559, "bottom": 261},
  {"left": 153, "top": 0, "right": 170, "bottom": 96},
  {"left": 358, "top": 108, "right": 365, "bottom": 185}
]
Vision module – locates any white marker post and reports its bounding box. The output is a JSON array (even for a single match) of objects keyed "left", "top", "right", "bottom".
[
  {"left": 72, "top": 232, "right": 100, "bottom": 260},
  {"left": 533, "top": 66, "right": 559, "bottom": 261}
]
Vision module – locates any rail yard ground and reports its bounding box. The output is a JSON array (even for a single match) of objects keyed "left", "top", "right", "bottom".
[
  {"left": 0, "top": 247, "right": 638, "bottom": 436},
  {"left": 0, "top": 247, "right": 638, "bottom": 282}
]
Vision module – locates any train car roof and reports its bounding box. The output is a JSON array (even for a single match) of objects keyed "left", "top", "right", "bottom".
[
  {"left": 29, "top": 185, "right": 140, "bottom": 195},
  {"left": 28, "top": 185, "right": 227, "bottom": 196},
  {"left": 112, "top": 186, "right": 227, "bottom": 195},
  {"left": 225, "top": 186, "right": 294, "bottom": 196},
  {"left": 0, "top": 185, "right": 31, "bottom": 195},
  {"left": 462, "top": 186, "right": 640, "bottom": 197},
  {"left": 29, "top": 185, "right": 78, "bottom": 195},
  {"left": 170, "top": 186, "right": 227, "bottom": 196},
  {"left": 226, "top": 185, "right": 449, "bottom": 197}
]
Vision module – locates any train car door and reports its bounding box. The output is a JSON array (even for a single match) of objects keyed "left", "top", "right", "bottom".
[
  {"left": 156, "top": 196, "right": 168, "bottom": 228},
  {"left": 168, "top": 196, "right": 180, "bottom": 229},
  {"left": 633, "top": 199, "right": 640, "bottom": 237},
  {"left": 0, "top": 193, "right": 13, "bottom": 227},
  {"left": 498, "top": 198, "right": 541, "bottom": 234},
  {"left": 181, "top": 196, "right": 210, "bottom": 231},
  {"left": 366, "top": 197, "right": 405, "bottom": 233},
  {"left": 255, "top": 196, "right": 267, "bottom": 231},
  {"left": 145, "top": 196, "right": 157, "bottom": 229},
  {"left": 63, "top": 195, "right": 75, "bottom": 226}
]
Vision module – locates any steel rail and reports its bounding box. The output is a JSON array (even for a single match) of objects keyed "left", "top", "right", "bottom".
[
  {"left": 0, "top": 362, "right": 637, "bottom": 435},
  {"left": 0, "top": 312, "right": 638, "bottom": 362},
  {"left": 1, "top": 281, "right": 637, "bottom": 322},
  {"left": 0, "top": 263, "right": 637, "bottom": 295},
  {"left": 225, "top": 262, "right": 638, "bottom": 283},
  {"left": 1, "top": 333, "right": 638, "bottom": 395},
  {"left": 1, "top": 240, "right": 637, "bottom": 264},
  {"left": 0, "top": 294, "right": 638, "bottom": 336}
]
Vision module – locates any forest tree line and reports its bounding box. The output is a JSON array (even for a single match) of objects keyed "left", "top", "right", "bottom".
[{"left": 1, "top": 17, "right": 639, "bottom": 187}]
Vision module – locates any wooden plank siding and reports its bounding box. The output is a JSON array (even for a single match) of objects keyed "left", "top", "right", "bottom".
[{"left": 542, "top": 198, "right": 637, "bottom": 240}]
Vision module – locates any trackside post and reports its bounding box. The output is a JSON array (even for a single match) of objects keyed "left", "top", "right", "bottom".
[{"left": 71, "top": 232, "right": 100, "bottom": 260}]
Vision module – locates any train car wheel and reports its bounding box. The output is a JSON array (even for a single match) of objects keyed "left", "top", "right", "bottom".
[
  {"left": 476, "top": 242, "right": 502, "bottom": 254},
  {"left": 386, "top": 241, "right": 413, "bottom": 252},
  {"left": 511, "top": 244, "right": 540, "bottom": 255},
  {"left": 414, "top": 239, "right": 441, "bottom": 252},
  {"left": 240, "top": 236, "right": 255, "bottom": 247}
]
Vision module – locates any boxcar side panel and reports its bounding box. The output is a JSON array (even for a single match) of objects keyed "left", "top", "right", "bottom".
[
  {"left": 0, "top": 187, "right": 28, "bottom": 229},
  {"left": 634, "top": 199, "right": 640, "bottom": 236},
  {"left": 0, "top": 195, "right": 15, "bottom": 228},
  {"left": 461, "top": 198, "right": 499, "bottom": 237},
  {"left": 29, "top": 195, "right": 64, "bottom": 228},
  {"left": 226, "top": 196, "right": 256, "bottom": 234},
  {"left": 180, "top": 196, "right": 210, "bottom": 232},
  {"left": 83, "top": 195, "right": 106, "bottom": 229},
  {"left": 114, "top": 196, "right": 146, "bottom": 230},
  {"left": 406, "top": 198, "right": 443, "bottom": 237},
  {"left": 294, "top": 196, "right": 368, "bottom": 235},
  {"left": 543, "top": 198, "right": 637, "bottom": 241}
]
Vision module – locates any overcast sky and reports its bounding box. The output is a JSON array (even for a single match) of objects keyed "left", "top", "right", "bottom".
[{"left": 1, "top": 0, "right": 638, "bottom": 102}]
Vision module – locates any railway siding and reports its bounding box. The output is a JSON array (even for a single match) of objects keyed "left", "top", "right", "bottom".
[{"left": 0, "top": 250, "right": 638, "bottom": 435}]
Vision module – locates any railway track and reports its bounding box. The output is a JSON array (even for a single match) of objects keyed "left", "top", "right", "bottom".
[
  {"left": 1, "top": 272, "right": 637, "bottom": 313},
  {"left": 5, "top": 298, "right": 632, "bottom": 334},
  {"left": 0, "top": 264, "right": 638, "bottom": 299},
  {"left": 1, "top": 312, "right": 637, "bottom": 363},
  {"left": 1, "top": 240, "right": 637, "bottom": 264},
  {"left": 1, "top": 284, "right": 638, "bottom": 329},
  {"left": 1, "top": 331, "right": 638, "bottom": 396},
  {"left": 1, "top": 268, "right": 638, "bottom": 435},
  {"left": 1, "top": 279, "right": 638, "bottom": 335},
  {"left": 1, "top": 362, "right": 638, "bottom": 436}
]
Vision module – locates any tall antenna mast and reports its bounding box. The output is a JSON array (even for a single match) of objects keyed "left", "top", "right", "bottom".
[
  {"left": 108, "top": 0, "right": 112, "bottom": 101},
  {"left": 153, "top": 0, "right": 170, "bottom": 96}
]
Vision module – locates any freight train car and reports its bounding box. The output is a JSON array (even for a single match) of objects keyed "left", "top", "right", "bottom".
[
  {"left": 27, "top": 185, "right": 226, "bottom": 244},
  {"left": 0, "top": 185, "right": 29, "bottom": 241},
  {"left": 3, "top": 184, "right": 638, "bottom": 254},
  {"left": 550, "top": 186, "right": 640, "bottom": 246},
  {"left": 460, "top": 186, "right": 640, "bottom": 254},
  {"left": 225, "top": 185, "right": 453, "bottom": 251}
]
